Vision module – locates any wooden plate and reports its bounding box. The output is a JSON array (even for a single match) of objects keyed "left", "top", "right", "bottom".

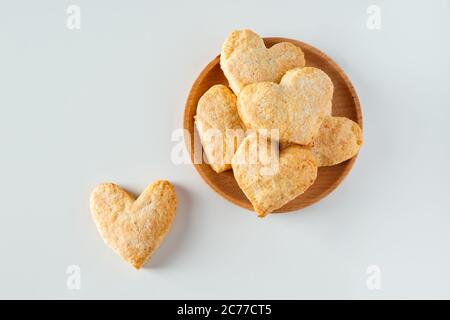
[{"left": 183, "top": 37, "right": 362, "bottom": 214}]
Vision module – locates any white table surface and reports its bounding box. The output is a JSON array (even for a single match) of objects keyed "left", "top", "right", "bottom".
[{"left": 0, "top": 0, "right": 449, "bottom": 299}]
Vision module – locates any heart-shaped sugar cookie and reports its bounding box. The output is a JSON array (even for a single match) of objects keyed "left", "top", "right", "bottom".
[
  {"left": 195, "top": 85, "right": 244, "bottom": 173},
  {"left": 90, "top": 180, "right": 177, "bottom": 269},
  {"left": 220, "top": 29, "right": 305, "bottom": 94},
  {"left": 311, "top": 116, "right": 363, "bottom": 166},
  {"left": 237, "top": 67, "right": 334, "bottom": 145},
  {"left": 232, "top": 134, "right": 318, "bottom": 217}
]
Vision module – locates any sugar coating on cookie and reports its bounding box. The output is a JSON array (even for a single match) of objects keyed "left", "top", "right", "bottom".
[
  {"left": 237, "top": 67, "right": 334, "bottom": 145},
  {"left": 220, "top": 29, "right": 305, "bottom": 94},
  {"left": 90, "top": 180, "right": 177, "bottom": 269},
  {"left": 195, "top": 85, "right": 245, "bottom": 173},
  {"left": 232, "top": 134, "right": 317, "bottom": 217},
  {"left": 311, "top": 116, "right": 363, "bottom": 166}
]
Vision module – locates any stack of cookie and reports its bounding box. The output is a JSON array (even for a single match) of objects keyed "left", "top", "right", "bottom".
[{"left": 195, "top": 29, "right": 362, "bottom": 217}]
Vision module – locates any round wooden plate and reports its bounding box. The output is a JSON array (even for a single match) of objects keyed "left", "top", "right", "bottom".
[{"left": 183, "top": 37, "right": 362, "bottom": 214}]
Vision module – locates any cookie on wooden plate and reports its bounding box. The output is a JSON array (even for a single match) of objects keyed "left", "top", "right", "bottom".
[
  {"left": 220, "top": 29, "right": 305, "bottom": 94},
  {"left": 237, "top": 67, "right": 333, "bottom": 145},
  {"left": 195, "top": 85, "right": 244, "bottom": 173},
  {"left": 311, "top": 116, "right": 363, "bottom": 166},
  {"left": 232, "top": 134, "right": 318, "bottom": 217}
]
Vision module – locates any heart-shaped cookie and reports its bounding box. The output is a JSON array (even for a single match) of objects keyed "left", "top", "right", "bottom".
[
  {"left": 90, "top": 180, "right": 177, "bottom": 269},
  {"left": 311, "top": 116, "right": 363, "bottom": 166},
  {"left": 237, "top": 67, "right": 334, "bottom": 145},
  {"left": 195, "top": 85, "right": 244, "bottom": 173},
  {"left": 220, "top": 29, "right": 305, "bottom": 94},
  {"left": 232, "top": 134, "right": 318, "bottom": 217}
]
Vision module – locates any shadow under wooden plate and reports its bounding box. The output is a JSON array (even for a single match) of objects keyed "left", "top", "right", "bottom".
[{"left": 183, "top": 37, "right": 363, "bottom": 214}]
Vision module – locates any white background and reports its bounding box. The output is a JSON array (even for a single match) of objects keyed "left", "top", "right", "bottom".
[{"left": 0, "top": 0, "right": 449, "bottom": 299}]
